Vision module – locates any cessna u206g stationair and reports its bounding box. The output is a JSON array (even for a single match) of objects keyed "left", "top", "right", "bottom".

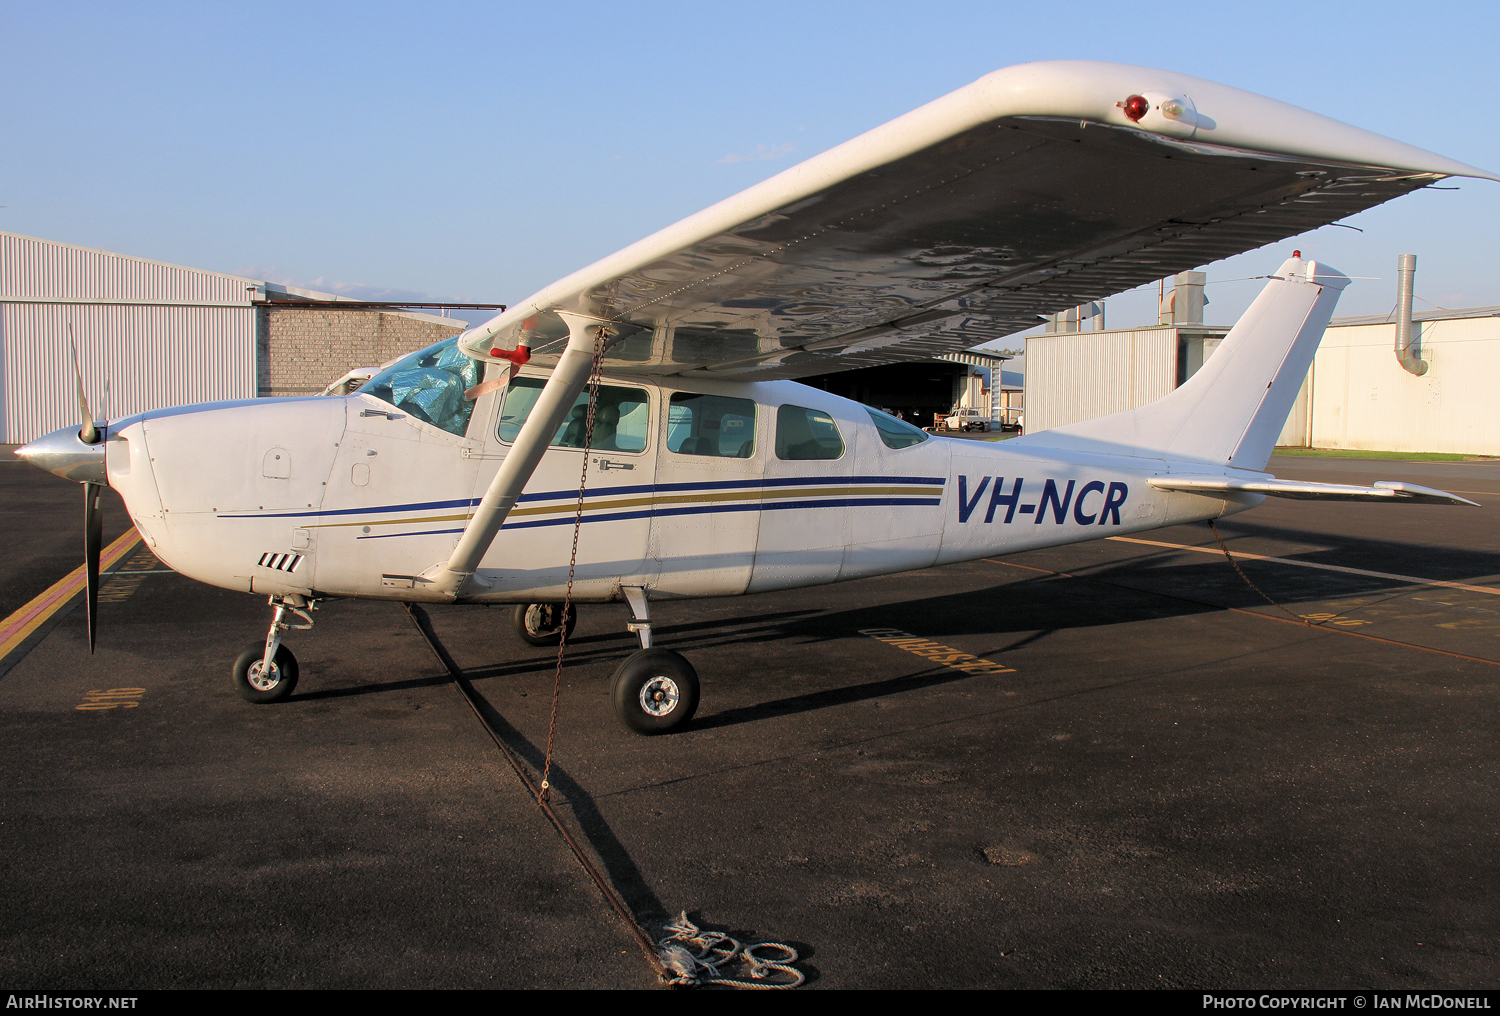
[{"left": 19, "top": 61, "right": 1495, "bottom": 733}]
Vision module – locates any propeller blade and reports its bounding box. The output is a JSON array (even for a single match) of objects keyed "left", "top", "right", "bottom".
[
  {"left": 84, "top": 481, "right": 102, "bottom": 653},
  {"left": 68, "top": 324, "right": 98, "bottom": 445}
]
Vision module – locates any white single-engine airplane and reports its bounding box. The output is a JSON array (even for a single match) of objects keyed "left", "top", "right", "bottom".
[{"left": 19, "top": 62, "right": 1495, "bottom": 734}]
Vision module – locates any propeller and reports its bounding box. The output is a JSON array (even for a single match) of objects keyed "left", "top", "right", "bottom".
[
  {"left": 69, "top": 324, "right": 104, "bottom": 653},
  {"left": 84, "top": 480, "right": 102, "bottom": 653},
  {"left": 68, "top": 325, "right": 98, "bottom": 445}
]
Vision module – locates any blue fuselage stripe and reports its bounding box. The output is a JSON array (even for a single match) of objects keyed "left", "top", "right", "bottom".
[
  {"left": 227, "top": 474, "right": 946, "bottom": 521},
  {"left": 354, "top": 496, "right": 943, "bottom": 539}
]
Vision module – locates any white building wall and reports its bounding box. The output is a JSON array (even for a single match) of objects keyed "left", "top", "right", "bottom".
[
  {"left": 0, "top": 232, "right": 257, "bottom": 443},
  {"left": 1279, "top": 316, "right": 1500, "bottom": 456}
]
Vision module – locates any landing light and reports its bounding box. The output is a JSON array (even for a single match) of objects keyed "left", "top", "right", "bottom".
[{"left": 1122, "top": 95, "right": 1149, "bottom": 122}]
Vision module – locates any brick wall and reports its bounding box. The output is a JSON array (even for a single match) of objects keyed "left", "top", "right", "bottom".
[{"left": 256, "top": 308, "right": 465, "bottom": 397}]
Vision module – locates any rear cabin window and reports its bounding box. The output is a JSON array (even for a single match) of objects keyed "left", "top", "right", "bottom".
[
  {"left": 666, "top": 393, "right": 756, "bottom": 457},
  {"left": 358, "top": 336, "right": 483, "bottom": 437},
  {"left": 776, "top": 405, "right": 845, "bottom": 460},
  {"left": 498, "top": 378, "right": 650, "bottom": 452},
  {"left": 865, "top": 407, "right": 930, "bottom": 449}
]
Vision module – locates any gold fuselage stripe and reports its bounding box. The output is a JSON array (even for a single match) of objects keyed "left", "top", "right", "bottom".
[{"left": 307, "top": 484, "right": 943, "bottom": 529}]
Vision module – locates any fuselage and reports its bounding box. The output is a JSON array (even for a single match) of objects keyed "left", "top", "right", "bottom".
[{"left": 97, "top": 357, "right": 1246, "bottom": 606}]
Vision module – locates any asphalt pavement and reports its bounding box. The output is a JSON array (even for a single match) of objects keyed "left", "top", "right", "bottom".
[{"left": 2, "top": 451, "right": 1498, "bottom": 989}]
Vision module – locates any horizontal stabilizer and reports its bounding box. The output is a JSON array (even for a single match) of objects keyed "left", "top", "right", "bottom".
[{"left": 1149, "top": 475, "right": 1479, "bottom": 506}]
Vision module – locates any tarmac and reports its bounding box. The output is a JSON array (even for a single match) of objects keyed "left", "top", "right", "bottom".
[{"left": 2, "top": 448, "right": 1499, "bottom": 989}]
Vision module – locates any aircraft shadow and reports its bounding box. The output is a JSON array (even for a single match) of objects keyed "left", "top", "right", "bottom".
[
  {"left": 1209, "top": 518, "right": 1500, "bottom": 583},
  {"left": 404, "top": 604, "right": 675, "bottom": 933},
  {"left": 457, "top": 608, "right": 825, "bottom": 683},
  {"left": 292, "top": 673, "right": 453, "bottom": 702}
]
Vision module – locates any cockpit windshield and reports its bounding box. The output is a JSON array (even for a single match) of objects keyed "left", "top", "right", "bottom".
[{"left": 357, "top": 336, "right": 483, "bottom": 436}]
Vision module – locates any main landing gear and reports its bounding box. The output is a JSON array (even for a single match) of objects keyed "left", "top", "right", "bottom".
[
  {"left": 609, "top": 586, "right": 698, "bottom": 736},
  {"left": 513, "top": 588, "right": 700, "bottom": 735},
  {"left": 232, "top": 595, "right": 316, "bottom": 703},
  {"left": 512, "top": 601, "right": 577, "bottom": 646}
]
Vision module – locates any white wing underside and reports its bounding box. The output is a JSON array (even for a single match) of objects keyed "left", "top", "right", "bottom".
[
  {"left": 459, "top": 60, "right": 1494, "bottom": 380},
  {"left": 1149, "top": 475, "right": 1480, "bottom": 506}
]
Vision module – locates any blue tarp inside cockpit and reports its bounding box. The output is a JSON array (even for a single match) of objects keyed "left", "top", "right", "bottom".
[{"left": 358, "top": 337, "right": 483, "bottom": 436}]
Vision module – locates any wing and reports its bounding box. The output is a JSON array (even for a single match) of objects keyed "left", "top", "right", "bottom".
[
  {"left": 460, "top": 60, "right": 1494, "bottom": 379},
  {"left": 1149, "top": 475, "right": 1479, "bottom": 506}
]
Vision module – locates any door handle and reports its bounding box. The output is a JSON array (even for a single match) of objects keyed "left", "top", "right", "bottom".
[
  {"left": 594, "top": 458, "right": 635, "bottom": 471},
  {"left": 361, "top": 410, "right": 406, "bottom": 420}
]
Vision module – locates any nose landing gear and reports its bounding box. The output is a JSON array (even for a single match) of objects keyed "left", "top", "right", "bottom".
[
  {"left": 610, "top": 586, "right": 698, "bottom": 735},
  {"left": 232, "top": 595, "right": 316, "bottom": 703}
]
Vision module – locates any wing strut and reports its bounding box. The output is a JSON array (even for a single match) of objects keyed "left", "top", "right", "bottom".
[{"left": 429, "top": 312, "right": 616, "bottom": 597}]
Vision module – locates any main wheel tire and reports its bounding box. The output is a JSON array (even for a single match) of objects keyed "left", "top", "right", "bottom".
[
  {"left": 513, "top": 602, "right": 578, "bottom": 647},
  {"left": 610, "top": 649, "right": 699, "bottom": 736},
  {"left": 232, "top": 640, "right": 299, "bottom": 704}
]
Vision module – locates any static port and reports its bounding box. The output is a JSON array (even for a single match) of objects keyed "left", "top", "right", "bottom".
[{"left": 1122, "top": 95, "right": 1150, "bottom": 122}]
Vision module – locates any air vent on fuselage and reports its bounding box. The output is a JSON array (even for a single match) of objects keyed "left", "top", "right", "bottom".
[{"left": 257, "top": 553, "right": 303, "bottom": 573}]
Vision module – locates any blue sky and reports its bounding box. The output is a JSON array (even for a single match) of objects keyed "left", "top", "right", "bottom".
[{"left": 5, "top": 1, "right": 1497, "bottom": 337}]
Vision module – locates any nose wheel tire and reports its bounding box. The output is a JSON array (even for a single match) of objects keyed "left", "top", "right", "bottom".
[
  {"left": 611, "top": 648, "right": 699, "bottom": 735},
  {"left": 513, "top": 602, "right": 578, "bottom": 647},
  {"left": 232, "top": 641, "right": 299, "bottom": 704}
]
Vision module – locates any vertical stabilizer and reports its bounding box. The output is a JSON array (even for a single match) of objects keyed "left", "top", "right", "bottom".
[{"left": 1020, "top": 256, "right": 1348, "bottom": 471}]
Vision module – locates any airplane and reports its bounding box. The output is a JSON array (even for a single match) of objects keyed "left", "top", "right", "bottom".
[{"left": 17, "top": 61, "right": 1495, "bottom": 735}]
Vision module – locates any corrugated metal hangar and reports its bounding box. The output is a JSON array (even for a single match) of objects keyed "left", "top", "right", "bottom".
[
  {"left": 0, "top": 231, "right": 469, "bottom": 444},
  {"left": 1024, "top": 263, "right": 1499, "bottom": 456}
]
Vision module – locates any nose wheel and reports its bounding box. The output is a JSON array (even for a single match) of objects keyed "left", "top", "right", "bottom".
[
  {"left": 233, "top": 595, "right": 315, "bottom": 704},
  {"left": 232, "top": 641, "right": 299, "bottom": 703},
  {"left": 611, "top": 648, "right": 699, "bottom": 735}
]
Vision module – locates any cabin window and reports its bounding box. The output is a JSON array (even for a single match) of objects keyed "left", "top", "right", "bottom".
[
  {"left": 666, "top": 393, "right": 756, "bottom": 457},
  {"left": 497, "top": 377, "right": 650, "bottom": 452},
  {"left": 865, "top": 407, "right": 929, "bottom": 449},
  {"left": 776, "top": 405, "right": 845, "bottom": 460},
  {"left": 358, "top": 336, "right": 483, "bottom": 437}
]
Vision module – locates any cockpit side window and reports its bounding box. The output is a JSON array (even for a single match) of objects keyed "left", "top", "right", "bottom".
[
  {"left": 357, "top": 336, "right": 483, "bottom": 437},
  {"left": 666, "top": 393, "right": 756, "bottom": 457},
  {"left": 497, "top": 377, "right": 651, "bottom": 452},
  {"left": 865, "top": 406, "right": 930, "bottom": 449},
  {"left": 776, "top": 404, "right": 845, "bottom": 460}
]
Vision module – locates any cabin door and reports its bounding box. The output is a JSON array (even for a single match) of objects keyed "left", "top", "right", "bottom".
[{"left": 471, "top": 371, "right": 658, "bottom": 599}]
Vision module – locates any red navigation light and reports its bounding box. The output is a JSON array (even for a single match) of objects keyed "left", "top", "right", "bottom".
[
  {"left": 1122, "top": 95, "right": 1149, "bottom": 122},
  {"left": 1293, "top": 250, "right": 1301, "bottom": 258}
]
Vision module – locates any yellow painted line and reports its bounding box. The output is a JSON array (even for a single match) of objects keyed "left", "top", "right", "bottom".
[
  {"left": 307, "top": 485, "right": 944, "bottom": 529},
  {"left": 1107, "top": 535, "right": 1500, "bottom": 597},
  {"left": 76, "top": 686, "right": 145, "bottom": 711},
  {"left": 859, "top": 627, "right": 1016, "bottom": 674},
  {"left": 0, "top": 529, "right": 142, "bottom": 659}
]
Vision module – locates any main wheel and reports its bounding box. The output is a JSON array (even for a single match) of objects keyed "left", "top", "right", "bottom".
[
  {"left": 610, "top": 649, "right": 699, "bottom": 735},
  {"left": 513, "top": 602, "right": 578, "bottom": 647},
  {"left": 232, "top": 641, "right": 299, "bottom": 704}
]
